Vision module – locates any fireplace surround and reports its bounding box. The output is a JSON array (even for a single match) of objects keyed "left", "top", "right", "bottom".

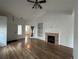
[{"left": 45, "top": 33, "right": 59, "bottom": 44}]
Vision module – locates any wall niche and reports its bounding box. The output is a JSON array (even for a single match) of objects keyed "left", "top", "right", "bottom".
[{"left": 37, "top": 23, "right": 43, "bottom": 37}]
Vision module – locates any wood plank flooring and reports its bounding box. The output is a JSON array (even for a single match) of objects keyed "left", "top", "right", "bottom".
[{"left": 0, "top": 38, "right": 73, "bottom": 59}]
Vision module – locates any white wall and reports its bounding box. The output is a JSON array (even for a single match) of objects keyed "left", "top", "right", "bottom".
[
  {"left": 15, "top": 18, "right": 26, "bottom": 39},
  {"left": 0, "top": 11, "right": 18, "bottom": 41},
  {"left": 73, "top": 0, "right": 78, "bottom": 58},
  {"left": 0, "top": 11, "right": 27, "bottom": 41},
  {"left": 7, "top": 16, "right": 26, "bottom": 41},
  {"left": 7, "top": 16, "right": 17, "bottom": 41},
  {"left": 0, "top": 16, "right": 7, "bottom": 46},
  {"left": 26, "top": 13, "right": 74, "bottom": 48}
]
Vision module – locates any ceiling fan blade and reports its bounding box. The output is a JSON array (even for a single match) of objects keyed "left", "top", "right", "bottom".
[
  {"left": 32, "top": 3, "right": 35, "bottom": 9},
  {"left": 32, "top": 3, "right": 38, "bottom": 9},
  {"left": 38, "top": 4, "right": 42, "bottom": 9},
  {"left": 39, "top": 0, "right": 46, "bottom": 3},
  {"left": 36, "top": 0, "right": 38, "bottom": 2},
  {"left": 27, "top": 0, "right": 35, "bottom": 3}
]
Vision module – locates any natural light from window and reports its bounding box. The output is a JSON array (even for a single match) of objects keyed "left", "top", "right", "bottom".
[{"left": 18, "top": 25, "right": 22, "bottom": 35}]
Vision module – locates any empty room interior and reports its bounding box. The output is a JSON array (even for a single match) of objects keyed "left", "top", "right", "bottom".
[{"left": 0, "top": 0, "right": 78, "bottom": 59}]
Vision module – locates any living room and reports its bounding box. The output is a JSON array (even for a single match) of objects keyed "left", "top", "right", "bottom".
[{"left": 0, "top": 0, "right": 78, "bottom": 59}]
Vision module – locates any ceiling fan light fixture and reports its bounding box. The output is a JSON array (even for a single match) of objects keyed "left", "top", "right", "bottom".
[{"left": 27, "top": 0, "right": 46, "bottom": 9}]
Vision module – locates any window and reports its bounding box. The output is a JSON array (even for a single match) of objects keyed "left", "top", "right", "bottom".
[
  {"left": 18, "top": 25, "right": 22, "bottom": 35},
  {"left": 25, "top": 25, "right": 29, "bottom": 32}
]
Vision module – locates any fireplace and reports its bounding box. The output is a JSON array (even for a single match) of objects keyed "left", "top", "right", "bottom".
[
  {"left": 48, "top": 36, "right": 55, "bottom": 43},
  {"left": 45, "top": 33, "right": 59, "bottom": 44}
]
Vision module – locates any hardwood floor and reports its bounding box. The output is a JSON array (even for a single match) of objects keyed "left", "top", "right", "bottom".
[{"left": 0, "top": 38, "right": 73, "bottom": 59}]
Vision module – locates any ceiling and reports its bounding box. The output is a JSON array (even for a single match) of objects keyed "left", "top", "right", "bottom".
[{"left": 0, "top": 0, "right": 74, "bottom": 20}]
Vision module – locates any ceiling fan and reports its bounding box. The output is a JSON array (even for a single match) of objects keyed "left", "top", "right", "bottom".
[{"left": 27, "top": 0, "right": 46, "bottom": 9}]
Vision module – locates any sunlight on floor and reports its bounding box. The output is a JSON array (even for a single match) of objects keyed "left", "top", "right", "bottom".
[
  {"left": 25, "top": 25, "right": 32, "bottom": 49},
  {"left": 25, "top": 25, "right": 31, "bottom": 43},
  {"left": 25, "top": 35, "right": 28, "bottom": 44}
]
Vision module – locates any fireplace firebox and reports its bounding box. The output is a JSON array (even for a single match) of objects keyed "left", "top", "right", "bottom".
[
  {"left": 45, "top": 33, "right": 59, "bottom": 44},
  {"left": 48, "top": 36, "right": 55, "bottom": 43}
]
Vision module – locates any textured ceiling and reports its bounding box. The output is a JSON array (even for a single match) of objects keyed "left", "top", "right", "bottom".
[{"left": 0, "top": 0, "right": 74, "bottom": 20}]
